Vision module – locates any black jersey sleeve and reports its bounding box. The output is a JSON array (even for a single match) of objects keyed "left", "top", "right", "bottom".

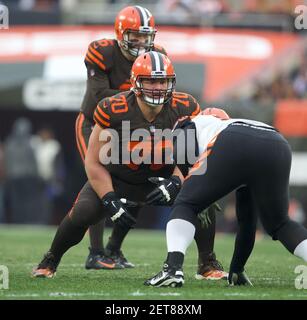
[
  {"left": 171, "top": 92, "right": 201, "bottom": 117},
  {"left": 86, "top": 70, "right": 122, "bottom": 104},
  {"left": 93, "top": 99, "right": 112, "bottom": 129},
  {"left": 85, "top": 40, "right": 122, "bottom": 103},
  {"left": 187, "top": 94, "right": 201, "bottom": 117},
  {"left": 153, "top": 43, "right": 168, "bottom": 56}
]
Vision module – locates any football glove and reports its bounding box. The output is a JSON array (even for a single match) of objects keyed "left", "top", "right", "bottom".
[
  {"left": 101, "top": 192, "right": 137, "bottom": 230},
  {"left": 146, "top": 176, "right": 182, "bottom": 206},
  {"left": 228, "top": 271, "right": 253, "bottom": 286},
  {"left": 197, "top": 202, "right": 222, "bottom": 228}
]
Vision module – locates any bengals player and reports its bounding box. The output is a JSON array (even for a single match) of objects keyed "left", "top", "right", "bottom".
[
  {"left": 145, "top": 109, "right": 307, "bottom": 287},
  {"left": 31, "top": 52, "right": 227, "bottom": 279},
  {"left": 76, "top": 6, "right": 166, "bottom": 270}
]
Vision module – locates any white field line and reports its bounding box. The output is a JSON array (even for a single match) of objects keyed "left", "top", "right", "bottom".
[
  {"left": 25, "top": 263, "right": 151, "bottom": 268},
  {"left": 1, "top": 291, "right": 181, "bottom": 298},
  {"left": 1, "top": 292, "right": 110, "bottom": 298},
  {"left": 129, "top": 290, "right": 181, "bottom": 297},
  {"left": 2, "top": 291, "right": 306, "bottom": 299}
]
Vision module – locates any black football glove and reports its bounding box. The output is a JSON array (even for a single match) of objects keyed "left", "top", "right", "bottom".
[
  {"left": 228, "top": 271, "right": 253, "bottom": 286},
  {"left": 146, "top": 176, "right": 182, "bottom": 206},
  {"left": 101, "top": 192, "right": 137, "bottom": 230}
]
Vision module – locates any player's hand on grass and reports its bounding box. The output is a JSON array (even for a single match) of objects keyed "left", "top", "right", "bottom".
[
  {"left": 101, "top": 192, "right": 137, "bottom": 229},
  {"left": 146, "top": 176, "right": 182, "bottom": 206},
  {"left": 228, "top": 271, "right": 253, "bottom": 286}
]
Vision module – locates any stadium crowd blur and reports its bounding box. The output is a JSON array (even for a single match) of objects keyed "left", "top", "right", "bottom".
[
  {"left": 244, "top": 48, "right": 307, "bottom": 105},
  {"left": 2, "top": 0, "right": 305, "bottom": 14},
  {"left": 0, "top": 0, "right": 306, "bottom": 231}
]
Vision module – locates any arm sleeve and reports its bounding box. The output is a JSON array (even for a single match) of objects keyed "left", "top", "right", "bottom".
[
  {"left": 93, "top": 100, "right": 112, "bottom": 129},
  {"left": 182, "top": 95, "right": 201, "bottom": 117},
  {"left": 86, "top": 69, "right": 122, "bottom": 103},
  {"left": 190, "top": 98, "right": 201, "bottom": 117},
  {"left": 154, "top": 44, "right": 168, "bottom": 56},
  {"left": 85, "top": 41, "right": 123, "bottom": 103}
]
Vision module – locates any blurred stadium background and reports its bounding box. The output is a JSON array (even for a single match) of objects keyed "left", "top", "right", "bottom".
[{"left": 0, "top": 0, "right": 306, "bottom": 235}]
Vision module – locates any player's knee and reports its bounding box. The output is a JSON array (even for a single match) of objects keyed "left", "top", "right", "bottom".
[
  {"left": 262, "top": 217, "right": 289, "bottom": 239},
  {"left": 272, "top": 218, "right": 307, "bottom": 252},
  {"left": 170, "top": 204, "right": 198, "bottom": 226},
  {"left": 70, "top": 200, "right": 103, "bottom": 228}
]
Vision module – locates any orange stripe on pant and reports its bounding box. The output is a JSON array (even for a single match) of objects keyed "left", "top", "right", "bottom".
[
  {"left": 185, "top": 133, "right": 220, "bottom": 180},
  {"left": 68, "top": 191, "right": 81, "bottom": 219},
  {"left": 75, "top": 113, "right": 88, "bottom": 162}
]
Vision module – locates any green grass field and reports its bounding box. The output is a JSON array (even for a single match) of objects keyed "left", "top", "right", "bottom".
[{"left": 0, "top": 224, "right": 306, "bottom": 300}]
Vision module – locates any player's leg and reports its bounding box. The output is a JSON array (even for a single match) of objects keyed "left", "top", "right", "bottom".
[
  {"left": 32, "top": 181, "right": 109, "bottom": 277},
  {"left": 145, "top": 130, "right": 246, "bottom": 287},
  {"left": 104, "top": 178, "right": 152, "bottom": 268},
  {"left": 194, "top": 215, "right": 228, "bottom": 280},
  {"left": 251, "top": 138, "right": 307, "bottom": 261},
  {"left": 104, "top": 206, "right": 139, "bottom": 268},
  {"left": 75, "top": 113, "right": 113, "bottom": 269}
]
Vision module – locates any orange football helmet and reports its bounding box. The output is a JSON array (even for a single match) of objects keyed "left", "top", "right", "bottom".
[
  {"left": 201, "top": 108, "right": 230, "bottom": 120},
  {"left": 115, "top": 6, "right": 156, "bottom": 58},
  {"left": 131, "top": 52, "right": 176, "bottom": 107}
]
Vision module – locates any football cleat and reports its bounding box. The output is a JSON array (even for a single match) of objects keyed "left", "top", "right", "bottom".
[
  {"left": 144, "top": 263, "right": 184, "bottom": 288},
  {"left": 228, "top": 271, "right": 253, "bottom": 286},
  {"left": 195, "top": 252, "right": 228, "bottom": 280},
  {"left": 32, "top": 252, "right": 58, "bottom": 278},
  {"left": 104, "top": 248, "right": 135, "bottom": 269},
  {"left": 85, "top": 252, "right": 124, "bottom": 270}
]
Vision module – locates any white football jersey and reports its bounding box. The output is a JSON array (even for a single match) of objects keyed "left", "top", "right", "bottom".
[{"left": 192, "top": 115, "right": 275, "bottom": 155}]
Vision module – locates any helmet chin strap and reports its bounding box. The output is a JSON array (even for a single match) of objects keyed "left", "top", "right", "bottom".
[
  {"left": 119, "top": 41, "right": 147, "bottom": 61},
  {"left": 120, "top": 31, "right": 152, "bottom": 58},
  {"left": 118, "top": 41, "right": 134, "bottom": 61}
]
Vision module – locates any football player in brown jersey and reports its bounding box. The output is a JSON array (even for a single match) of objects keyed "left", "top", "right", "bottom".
[
  {"left": 76, "top": 5, "right": 167, "bottom": 270},
  {"left": 32, "top": 52, "right": 227, "bottom": 280}
]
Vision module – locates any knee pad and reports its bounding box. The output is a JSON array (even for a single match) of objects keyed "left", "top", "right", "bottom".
[
  {"left": 273, "top": 219, "right": 307, "bottom": 253},
  {"left": 263, "top": 216, "right": 290, "bottom": 239}
]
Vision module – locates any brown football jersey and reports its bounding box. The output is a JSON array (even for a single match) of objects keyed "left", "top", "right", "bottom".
[
  {"left": 93, "top": 91, "right": 200, "bottom": 184},
  {"left": 80, "top": 39, "right": 167, "bottom": 121}
]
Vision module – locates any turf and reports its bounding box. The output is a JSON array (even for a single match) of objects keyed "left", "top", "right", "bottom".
[{"left": 0, "top": 224, "right": 306, "bottom": 300}]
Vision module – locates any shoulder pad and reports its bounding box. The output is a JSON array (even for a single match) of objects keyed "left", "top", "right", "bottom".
[
  {"left": 153, "top": 44, "right": 167, "bottom": 55},
  {"left": 85, "top": 39, "right": 116, "bottom": 71}
]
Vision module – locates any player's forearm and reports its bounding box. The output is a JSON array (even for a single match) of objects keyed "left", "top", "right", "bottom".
[
  {"left": 85, "top": 124, "right": 114, "bottom": 198},
  {"left": 172, "top": 166, "right": 184, "bottom": 184},
  {"left": 88, "top": 75, "right": 122, "bottom": 102},
  {"left": 85, "top": 160, "right": 114, "bottom": 198}
]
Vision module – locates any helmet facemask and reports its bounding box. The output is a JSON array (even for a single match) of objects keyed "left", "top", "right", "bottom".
[
  {"left": 134, "top": 74, "right": 176, "bottom": 107},
  {"left": 120, "top": 28, "right": 156, "bottom": 58}
]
